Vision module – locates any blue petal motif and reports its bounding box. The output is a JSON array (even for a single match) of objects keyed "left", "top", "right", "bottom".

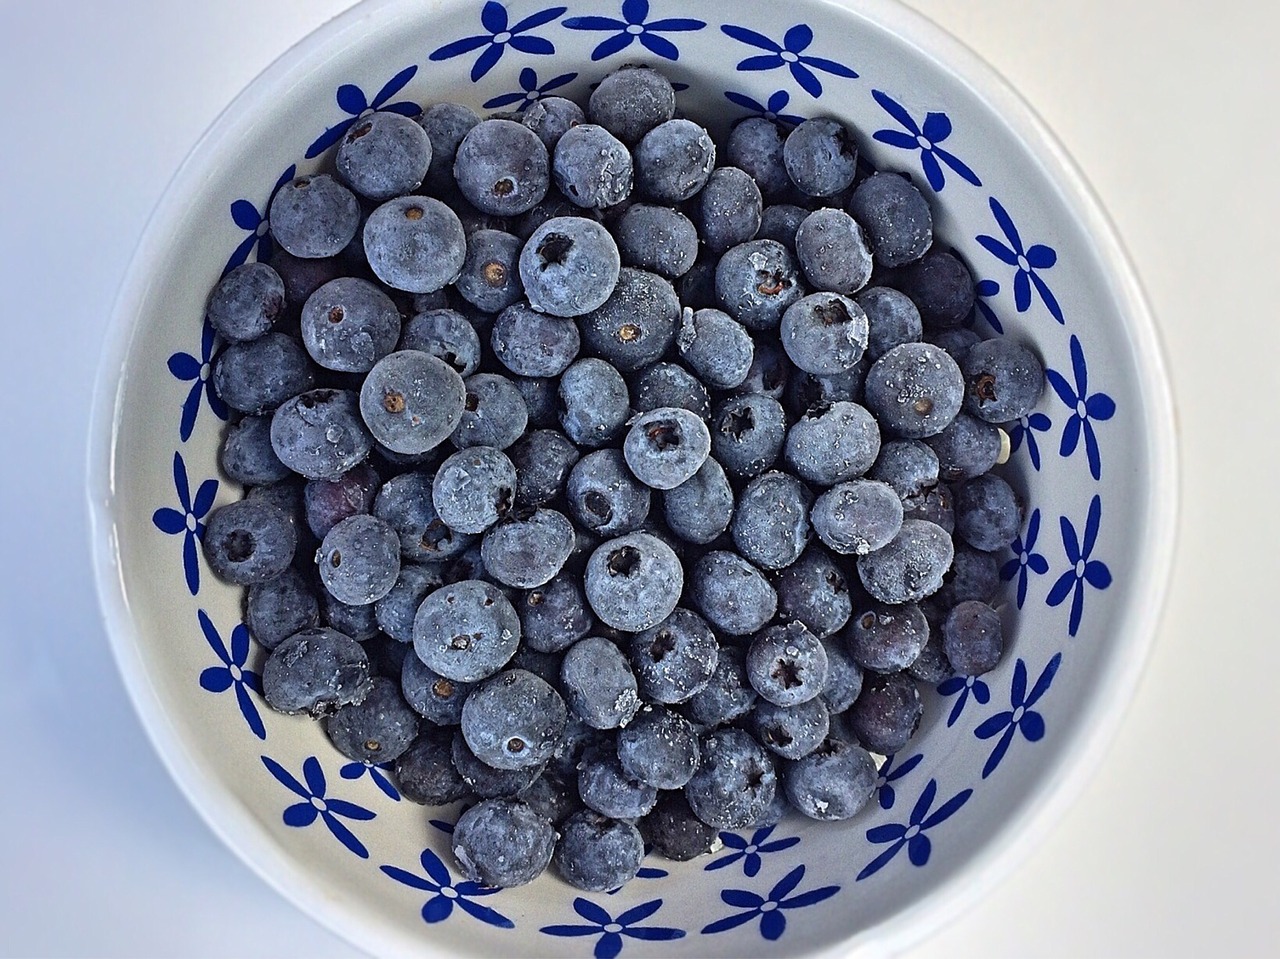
[{"left": 857, "top": 780, "right": 972, "bottom": 880}]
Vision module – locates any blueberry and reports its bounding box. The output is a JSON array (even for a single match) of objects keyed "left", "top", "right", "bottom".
[
  {"left": 903, "top": 481, "right": 956, "bottom": 534},
  {"left": 811, "top": 479, "right": 904, "bottom": 557},
  {"left": 432, "top": 446, "right": 517, "bottom": 535},
  {"left": 513, "top": 375, "right": 560, "bottom": 428},
  {"left": 746, "top": 621, "right": 829, "bottom": 707},
  {"left": 552, "top": 123, "right": 633, "bottom": 210},
  {"left": 632, "top": 362, "right": 711, "bottom": 421},
  {"left": 271, "top": 389, "right": 373, "bottom": 480},
  {"left": 206, "top": 262, "right": 284, "bottom": 343},
  {"left": 676, "top": 307, "right": 754, "bottom": 390},
  {"left": 623, "top": 407, "right": 712, "bottom": 491},
  {"left": 783, "top": 118, "right": 858, "bottom": 198},
  {"left": 784, "top": 401, "right": 881, "bottom": 486},
  {"left": 587, "top": 65, "right": 676, "bottom": 146},
  {"left": 374, "top": 563, "right": 443, "bottom": 643},
  {"left": 271, "top": 250, "right": 344, "bottom": 315},
  {"left": 615, "top": 204, "right": 699, "bottom": 279},
  {"left": 269, "top": 174, "right": 361, "bottom": 259},
  {"left": 864, "top": 342, "right": 965, "bottom": 439},
  {"left": 715, "top": 239, "right": 805, "bottom": 332},
  {"left": 214, "top": 332, "right": 316, "bottom": 415},
  {"left": 960, "top": 338, "right": 1046, "bottom": 423},
  {"left": 584, "top": 533, "right": 683, "bottom": 632},
  {"left": 246, "top": 567, "right": 320, "bottom": 650},
  {"left": 359, "top": 350, "right": 467, "bottom": 455},
  {"left": 710, "top": 393, "right": 786, "bottom": 479},
  {"left": 413, "top": 579, "right": 520, "bottom": 682},
  {"left": 943, "top": 600, "right": 1003, "bottom": 675},
  {"left": 633, "top": 119, "right": 716, "bottom": 203},
  {"left": 453, "top": 118, "right": 550, "bottom": 216},
  {"left": 689, "top": 550, "right": 778, "bottom": 637},
  {"left": 394, "top": 727, "right": 472, "bottom": 805},
  {"left": 520, "top": 216, "right": 621, "bottom": 317},
  {"left": 560, "top": 636, "right": 640, "bottom": 730},
  {"left": 683, "top": 645, "right": 756, "bottom": 726},
  {"left": 565, "top": 448, "right": 651, "bottom": 537},
  {"left": 580, "top": 268, "right": 682, "bottom": 372},
  {"left": 324, "top": 676, "right": 419, "bottom": 764},
  {"left": 455, "top": 229, "right": 524, "bottom": 313},
  {"left": 617, "top": 706, "right": 701, "bottom": 789},
  {"left": 780, "top": 292, "right": 869, "bottom": 376},
  {"left": 662, "top": 456, "right": 734, "bottom": 545},
  {"left": 752, "top": 697, "right": 830, "bottom": 760},
  {"left": 335, "top": 110, "right": 432, "bottom": 201},
  {"left": 847, "top": 602, "right": 930, "bottom": 672},
  {"left": 641, "top": 791, "right": 718, "bottom": 862},
  {"left": 515, "top": 194, "right": 601, "bottom": 243},
  {"left": 857, "top": 518, "right": 954, "bottom": 604},
  {"left": 907, "top": 631, "right": 954, "bottom": 684},
  {"left": 757, "top": 203, "right": 809, "bottom": 250},
  {"left": 883, "top": 249, "right": 975, "bottom": 329},
  {"left": 520, "top": 769, "right": 583, "bottom": 826},
  {"left": 925, "top": 412, "right": 1002, "bottom": 482},
  {"left": 775, "top": 549, "right": 854, "bottom": 639},
  {"left": 684, "top": 728, "right": 777, "bottom": 829},
  {"left": 675, "top": 257, "right": 719, "bottom": 310},
  {"left": 868, "top": 439, "right": 940, "bottom": 499},
  {"left": 262, "top": 627, "right": 372, "bottom": 717},
  {"left": 517, "top": 575, "right": 595, "bottom": 655},
  {"left": 204, "top": 498, "right": 297, "bottom": 585},
  {"left": 927, "top": 326, "right": 983, "bottom": 363},
  {"left": 858, "top": 286, "right": 923, "bottom": 361},
  {"left": 490, "top": 301, "right": 581, "bottom": 377},
  {"left": 696, "top": 166, "right": 763, "bottom": 254},
  {"left": 303, "top": 462, "right": 380, "bottom": 540},
  {"left": 726, "top": 117, "right": 791, "bottom": 199},
  {"left": 848, "top": 172, "right": 933, "bottom": 268},
  {"left": 221, "top": 414, "right": 292, "bottom": 485},
  {"left": 451, "top": 797, "right": 556, "bottom": 888},
  {"left": 452, "top": 373, "right": 528, "bottom": 450},
  {"left": 419, "top": 101, "right": 480, "bottom": 190},
  {"left": 481, "top": 508, "right": 576, "bottom": 589},
  {"left": 630, "top": 608, "right": 719, "bottom": 705},
  {"left": 729, "top": 342, "right": 791, "bottom": 404},
  {"left": 785, "top": 363, "right": 866, "bottom": 417},
  {"left": 451, "top": 731, "right": 546, "bottom": 798},
  {"left": 522, "top": 95, "right": 585, "bottom": 150},
  {"left": 578, "top": 747, "right": 659, "bottom": 819},
  {"left": 558, "top": 358, "right": 631, "bottom": 447},
  {"left": 731, "top": 471, "right": 812, "bottom": 571},
  {"left": 509, "top": 429, "right": 580, "bottom": 507},
  {"left": 315, "top": 514, "right": 400, "bottom": 605},
  {"left": 398, "top": 308, "right": 483, "bottom": 378},
  {"left": 400, "top": 651, "right": 474, "bottom": 725},
  {"left": 374, "top": 471, "right": 476, "bottom": 562},
  {"left": 461, "top": 668, "right": 568, "bottom": 770},
  {"left": 848, "top": 672, "right": 923, "bottom": 754},
  {"left": 783, "top": 738, "right": 877, "bottom": 821},
  {"left": 554, "top": 810, "right": 644, "bottom": 892},
  {"left": 820, "top": 636, "right": 864, "bottom": 712},
  {"left": 794, "top": 208, "right": 873, "bottom": 295},
  {"left": 320, "top": 591, "right": 381, "bottom": 641},
  {"left": 935, "top": 545, "right": 1001, "bottom": 606},
  {"left": 363, "top": 196, "right": 467, "bottom": 294},
  {"left": 954, "top": 473, "right": 1022, "bottom": 551}
]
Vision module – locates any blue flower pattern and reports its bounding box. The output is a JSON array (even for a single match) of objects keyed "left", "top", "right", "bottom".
[
  {"left": 701, "top": 865, "right": 839, "bottom": 940},
  {"left": 565, "top": 0, "right": 704, "bottom": 62},
  {"left": 1001, "top": 507, "right": 1051, "bottom": 608},
  {"left": 976, "top": 196, "right": 1063, "bottom": 322},
  {"left": 306, "top": 66, "right": 422, "bottom": 158},
  {"left": 1046, "top": 334, "right": 1116, "bottom": 481},
  {"left": 151, "top": 451, "right": 217, "bottom": 595},
  {"left": 722, "top": 89, "right": 805, "bottom": 126},
  {"left": 483, "top": 66, "right": 578, "bottom": 110},
  {"left": 873, "top": 752, "right": 923, "bottom": 811},
  {"left": 857, "top": 779, "right": 973, "bottom": 880},
  {"left": 262, "top": 756, "right": 376, "bottom": 858},
  {"left": 974, "top": 653, "right": 1063, "bottom": 777},
  {"left": 1009, "top": 411, "right": 1052, "bottom": 470},
  {"left": 381, "top": 847, "right": 514, "bottom": 928},
  {"left": 871, "top": 90, "right": 981, "bottom": 192},
  {"left": 720, "top": 23, "right": 857, "bottom": 98},
  {"left": 938, "top": 673, "right": 991, "bottom": 728},
  {"left": 166, "top": 320, "right": 228, "bottom": 443},
  {"left": 972, "top": 277, "right": 1004, "bottom": 334},
  {"left": 340, "top": 760, "right": 401, "bottom": 801},
  {"left": 432, "top": 3, "right": 566, "bottom": 81},
  {"left": 541, "top": 898, "right": 684, "bottom": 958},
  {"left": 1046, "top": 495, "right": 1112, "bottom": 636},
  {"left": 223, "top": 164, "right": 296, "bottom": 276},
  {"left": 704, "top": 824, "right": 799, "bottom": 877},
  {"left": 197, "top": 610, "right": 265, "bottom": 740}
]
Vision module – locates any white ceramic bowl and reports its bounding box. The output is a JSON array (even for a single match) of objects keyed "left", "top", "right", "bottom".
[{"left": 89, "top": 0, "right": 1177, "bottom": 955}]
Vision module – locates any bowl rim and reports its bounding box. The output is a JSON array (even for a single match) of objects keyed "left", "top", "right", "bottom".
[{"left": 86, "top": 0, "right": 1179, "bottom": 956}]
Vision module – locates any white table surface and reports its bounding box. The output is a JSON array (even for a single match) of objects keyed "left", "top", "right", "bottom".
[{"left": 2, "top": 1, "right": 1276, "bottom": 956}]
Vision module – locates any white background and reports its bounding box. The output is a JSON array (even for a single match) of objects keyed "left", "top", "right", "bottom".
[{"left": 1, "top": 0, "right": 1277, "bottom": 956}]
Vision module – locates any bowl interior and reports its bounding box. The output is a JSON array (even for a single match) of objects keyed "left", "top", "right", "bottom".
[{"left": 92, "top": 0, "right": 1175, "bottom": 956}]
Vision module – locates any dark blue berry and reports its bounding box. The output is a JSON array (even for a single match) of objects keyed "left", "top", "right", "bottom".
[
  {"left": 632, "top": 362, "right": 710, "bottom": 421},
  {"left": 710, "top": 393, "right": 786, "bottom": 479},
  {"left": 907, "top": 632, "right": 954, "bottom": 684},
  {"left": 662, "top": 456, "right": 734, "bottom": 545},
  {"left": 335, "top": 110, "right": 432, "bottom": 201},
  {"left": 684, "top": 644, "right": 757, "bottom": 727},
  {"left": 820, "top": 635, "right": 864, "bottom": 712},
  {"left": 864, "top": 342, "right": 965, "bottom": 439},
  {"left": 451, "top": 373, "right": 528, "bottom": 450},
  {"left": 419, "top": 102, "right": 480, "bottom": 191},
  {"left": 783, "top": 738, "right": 877, "bottom": 821},
  {"left": 451, "top": 731, "right": 546, "bottom": 799},
  {"left": 689, "top": 550, "right": 777, "bottom": 637},
  {"left": 848, "top": 672, "right": 923, "bottom": 754},
  {"left": 623, "top": 407, "right": 712, "bottom": 491},
  {"left": 204, "top": 498, "right": 297, "bottom": 585},
  {"left": 558, "top": 358, "right": 630, "bottom": 447},
  {"left": 960, "top": 338, "right": 1046, "bottom": 423},
  {"left": 954, "top": 473, "right": 1022, "bottom": 551},
  {"left": 588, "top": 65, "right": 675, "bottom": 146},
  {"left": 631, "top": 608, "right": 719, "bottom": 706},
  {"left": 520, "top": 216, "right": 621, "bottom": 317},
  {"left": 374, "top": 563, "right": 443, "bottom": 643},
  {"left": 697, "top": 166, "right": 763, "bottom": 254},
  {"left": 520, "top": 769, "right": 582, "bottom": 826},
  {"left": 451, "top": 797, "right": 556, "bottom": 887},
  {"left": 221, "top": 414, "right": 291, "bottom": 485},
  {"left": 752, "top": 697, "right": 830, "bottom": 760},
  {"left": 615, "top": 204, "right": 699, "bottom": 279},
  {"left": 360, "top": 350, "right": 467, "bottom": 454},
  {"left": 579, "top": 267, "right": 681, "bottom": 373},
  {"left": 634, "top": 119, "right": 716, "bottom": 203},
  {"left": 519, "top": 575, "right": 595, "bottom": 654},
  {"left": 321, "top": 591, "right": 381, "bottom": 641},
  {"left": 812, "top": 479, "right": 904, "bottom": 556},
  {"left": 685, "top": 728, "right": 777, "bottom": 829},
  {"left": 554, "top": 810, "right": 644, "bottom": 892},
  {"left": 714, "top": 239, "right": 805, "bottom": 332},
  {"left": 925, "top": 412, "right": 1002, "bottom": 482},
  {"left": 857, "top": 518, "right": 954, "bottom": 604},
  {"left": 675, "top": 257, "right": 719, "bottom": 310},
  {"left": 374, "top": 471, "right": 475, "bottom": 562},
  {"left": 490, "top": 301, "right": 581, "bottom": 377},
  {"left": 461, "top": 668, "right": 568, "bottom": 770},
  {"left": 935, "top": 545, "right": 1001, "bottom": 606},
  {"left": 206, "top": 262, "right": 284, "bottom": 343},
  {"left": 578, "top": 747, "right": 659, "bottom": 819},
  {"left": 794, "top": 208, "right": 872, "bottom": 294},
  {"left": 869, "top": 439, "right": 940, "bottom": 499},
  {"left": 785, "top": 363, "right": 866, "bottom": 416},
  {"left": 926, "top": 326, "right": 982, "bottom": 363},
  {"left": 746, "top": 621, "right": 829, "bottom": 707},
  {"left": 399, "top": 308, "right": 482, "bottom": 378},
  {"left": 481, "top": 508, "right": 576, "bottom": 588},
  {"left": 903, "top": 480, "right": 955, "bottom": 534},
  {"left": 324, "top": 676, "right": 419, "bottom": 763},
  {"left": 394, "top": 727, "right": 471, "bottom": 805},
  {"left": 509, "top": 429, "right": 579, "bottom": 507},
  {"left": 316, "top": 514, "right": 400, "bottom": 605},
  {"left": 522, "top": 96, "right": 585, "bottom": 150},
  {"left": 262, "top": 627, "right": 372, "bottom": 717},
  {"left": 848, "top": 172, "right": 933, "bottom": 268},
  {"left": 413, "top": 579, "right": 521, "bottom": 682},
  {"left": 271, "top": 389, "right": 372, "bottom": 481},
  {"left": 584, "top": 533, "right": 683, "bottom": 632},
  {"left": 775, "top": 549, "right": 853, "bottom": 639},
  {"left": 676, "top": 307, "right": 754, "bottom": 390},
  {"left": 847, "top": 602, "right": 930, "bottom": 672},
  {"left": 566, "top": 448, "right": 651, "bottom": 537},
  {"left": 246, "top": 567, "right": 319, "bottom": 650},
  {"left": 640, "top": 791, "right": 718, "bottom": 861},
  {"left": 560, "top": 636, "right": 640, "bottom": 730},
  {"left": 884, "top": 249, "right": 975, "bottom": 329},
  {"left": 943, "top": 600, "right": 1003, "bottom": 675},
  {"left": 214, "top": 332, "right": 316, "bottom": 415},
  {"left": 757, "top": 203, "right": 809, "bottom": 249},
  {"left": 781, "top": 291, "right": 869, "bottom": 376},
  {"left": 514, "top": 375, "right": 560, "bottom": 428},
  {"left": 432, "top": 446, "right": 517, "bottom": 535},
  {"left": 783, "top": 118, "right": 858, "bottom": 198},
  {"left": 784, "top": 400, "right": 881, "bottom": 486},
  {"left": 269, "top": 174, "right": 361, "bottom": 259},
  {"left": 303, "top": 462, "right": 380, "bottom": 540},
  {"left": 455, "top": 229, "right": 524, "bottom": 313},
  {"left": 552, "top": 123, "right": 633, "bottom": 210},
  {"left": 858, "top": 286, "right": 923, "bottom": 361},
  {"left": 617, "top": 706, "right": 700, "bottom": 789},
  {"left": 400, "top": 651, "right": 473, "bottom": 725},
  {"left": 454, "top": 119, "right": 550, "bottom": 217},
  {"left": 731, "top": 471, "right": 812, "bottom": 570},
  {"left": 363, "top": 196, "right": 467, "bottom": 294},
  {"left": 726, "top": 117, "right": 790, "bottom": 199}
]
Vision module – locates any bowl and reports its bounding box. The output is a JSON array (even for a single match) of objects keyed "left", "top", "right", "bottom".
[{"left": 88, "top": 0, "right": 1177, "bottom": 955}]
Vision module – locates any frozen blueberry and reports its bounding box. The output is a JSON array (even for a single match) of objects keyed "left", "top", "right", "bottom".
[
  {"left": 623, "top": 407, "right": 712, "bottom": 491},
  {"left": 731, "top": 471, "right": 812, "bottom": 570},
  {"left": 615, "top": 204, "right": 699, "bottom": 279},
  {"left": 676, "top": 307, "right": 754, "bottom": 390},
  {"left": 363, "top": 196, "right": 467, "bottom": 294},
  {"left": 685, "top": 728, "right": 777, "bottom": 829},
  {"left": 775, "top": 549, "right": 853, "bottom": 639},
  {"left": 519, "top": 575, "right": 595, "bottom": 654},
  {"left": 519, "top": 216, "right": 621, "bottom": 318},
  {"left": 847, "top": 602, "right": 930, "bottom": 672},
  {"left": 726, "top": 116, "right": 791, "bottom": 199},
  {"left": 588, "top": 65, "right": 675, "bottom": 146},
  {"left": 848, "top": 672, "right": 923, "bottom": 754},
  {"left": 903, "top": 480, "right": 956, "bottom": 534},
  {"left": 461, "top": 668, "right": 568, "bottom": 770},
  {"left": 269, "top": 174, "right": 361, "bottom": 259},
  {"left": 641, "top": 791, "right": 718, "bottom": 862},
  {"left": 521, "top": 769, "right": 582, "bottom": 826},
  {"left": 455, "top": 229, "right": 524, "bottom": 313},
  {"left": 617, "top": 706, "right": 700, "bottom": 789},
  {"left": 554, "top": 810, "right": 644, "bottom": 892},
  {"left": 943, "top": 600, "right": 1003, "bottom": 675},
  {"left": 858, "top": 286, "right": 923, "bottom": 361},
  {"left": 400, "top": 651, "right": 474, "bottom": 725},
  {"left": 374, "top": 563, "right": 443, "bottom": 643},
  {"left": 482, "top": 508, "right": 576, "bottom": 589},
  {"left": 490, "top": 301, "right": 581, "bottom": 377},
  {"left": 580, "top": 270, "right": 681, "bottom": 373},
  {"left": 927, "top": 326, "right": 982, "bottom": 363},
  {"left": 848, "top": 172, "right": 933, "bottom": 268},
  {"left": 514, "top": 376, "right": 560, "bottom": 429},
  {"left": 420, "top": 101, "right": 480, "bottom": 190},
  {"left": 335, "top": 110, "right": 432, "bottom": 201},
  {"left": 907, "top": 632, "right": 954, "bottom": 684},
  {"left": 453, "top": 118, "right": 550, "bottom": 216},
  {"left": 552, "top": 123, "right": 633, "bottom": 210},
  {"left": 394, "top": 727, "right": 471, "bottom": 805},
  {"left": 935, "top": 545, "right": 1001, "bottom": 606},
  {"left": 451, "top": 798, "right": 556, "bottom": 888},
  {"left": 752, "top": 697, "right": 830, "bottom": 760},
  {"left": 783, "top": 118, "right": 858, "bottom": 198},
  {"left": 413, "top": 579, "right": 521, "bottom": 682},
  {"left": 925, "top": 412, "right": 1002, "bottom": 482},
  {"left": 820, "top": 636, "right": 864, "bottom": 712},
  {"left": 303, "top": 462, "right": 380, "bottom": 540},
  {"left": 869, "top": 440, "right": 940, "bottom": 499},
  {"left": 566, "top": 449, "right": 651, "bottom": 537},
  {"left": 746, "top": 621, "right": 829, "bottom": 707},
  {"left": 509, "top": 430, "right": 579, "bottom": 507},
  {"left": 214, "top": 332, "right": 317, "bottom": 415},
  {"left": 578, "top": 747, "right": 659, "bottom": 819},
  {"left": 206, "top": 262, "right": 285, "bottom": 343},
  {"left": 864, "top": 342, "right": 965, "bottom": 439},
  {"left": 794, "top": 208, "right": 872, "bottom": 294},
  {"left": 324, "top": 676, "right": 419, "bottom": 764},
  {"left": 631, "top": 608, "right": 719, "bottom": 706},
  {"left": 374, "top": 471, "right": 476, "bottom": 562},
  {"left": 684, "top": 644, "right": 758, "bottom": 726},
  {"left": 675, "top": 257, "right": 719, "bottom": 310},
  {"left": 884, "top": 249, "right": 975, "bottom": 329},
  {"left": 954, "top": 473, "right": 1022, "bottom": 551},
  {"left": 710, "top": 393, "right": 787, "bottom": 479},
  {"left": 558, "top": 358, "right": 631, "bottom": 447},
  {"left": 784, "top": 401, "right": 881, "bottom": 486},
  {"left": 451, "top": 731, "right": 546, "bottom": 798},
  {"left": 584, "top": 533, "right": 683, "bottom": 632},
  {"left": 270, "top": 250, "right": 343, "bottom": 314},
  {"left": 359, "top": 350, "right": 467, "bottom": 454},
  {"left": 452, "top": 373, "right": 528, "bottom": 450},
  {"left": 522, "top": 95, "right": 585, "bottom": 150},
  {"left": 321, "top": 591, "right": 380, "bottom": 641},
  {"left": 204, "top": 498, "right": 297, "bottom": 585},
  {"left": 221, "top": 414, "right": 291, "bottom": 485},
  {"left": 632, "top": 362, "right": 711, "bottom": 421},
  {"left": 857, "top": 518, "right": 954, "bottom": 604},
  {"left": 315, "top": 514, "right": 400, "bottom": 606},
  {"left": 662, "top": 456, "right": 734, "bottom": 546},
  {"left": 246, "top": 567, "right": 319, "bottom": 650},
  {"left": 784, "top": 738, "right": 877, "bottom": 821},
  {"left": 634, "top": 119, "right": 716, "bottom": 203},
  {"left": 781, "top": 292, "right": 869, "bottom": 376},
  {"left": 811, "top": 479, "right": 904, "bottom": 557},
  {"left": 398, "top": 308, "right": 482, "bottom": 378},
  {"left": 690, "top": 550, "right": 778, "bottom": 637},
  {"left": 697, "top": 166, "right": 763, "bottom": 254},
  {"left": 262, "top": 627, "right": 372, "bottom": 717},
  {"left": 715, "top": 239, "right": 805, "bottom": 332},
  {"left": 560, "top": 636, "right": 640, "bottom": 730},
  {"left": 432, "top": 446, "right": 517, "bottom": 535},
  {"left": 960, "top": 338, "right": 1046, "bottom": 423}
]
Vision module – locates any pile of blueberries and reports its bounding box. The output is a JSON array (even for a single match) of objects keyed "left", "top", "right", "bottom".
[{"left": 200, "top": 64, "right": 1045, "bottom": 892}]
